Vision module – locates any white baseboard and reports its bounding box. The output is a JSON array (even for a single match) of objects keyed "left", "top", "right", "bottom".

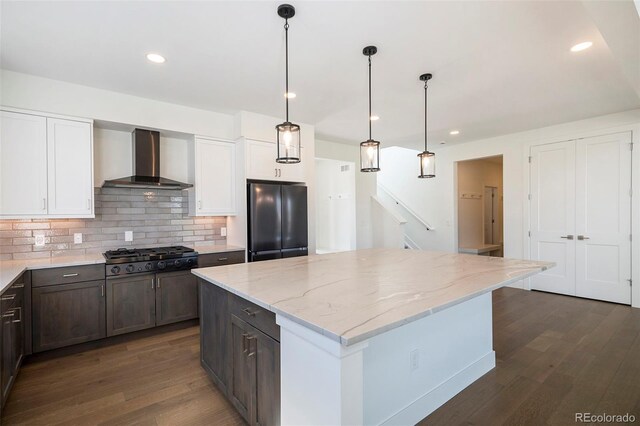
[{"left": 380, "top": 351, "right": 496, "bottom": 426}]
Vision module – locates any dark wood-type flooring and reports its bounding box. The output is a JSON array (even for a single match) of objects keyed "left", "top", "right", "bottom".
[{"left": 3, "top": 288, "right": 640, "bottom": 425}]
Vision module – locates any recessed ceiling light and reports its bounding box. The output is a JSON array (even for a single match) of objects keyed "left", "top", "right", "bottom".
[
  {"left": 284, "top": 92, "right": 296, "bottom": 99},
  {"left": 146, "top": 53, "right": 166, "bottom": 63},
  {"left": 570, "top": 41, "right": 592, "bottom": 52},
  {"left": 370, "top": 115, "right": 380, "bottom": 121},
  {"left": 449, "top": 130, "right": 460, "bottom": 135}
]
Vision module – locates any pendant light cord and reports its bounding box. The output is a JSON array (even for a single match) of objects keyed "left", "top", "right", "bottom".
[
  {"left": 424, "top": 80, "right": 428, "bottom": 152},
  {"left": 284, "top": 19, "right": 290, "bottom": 122},
  {"left": 368, "top": 55, "right": 372, "bottom": 141}
]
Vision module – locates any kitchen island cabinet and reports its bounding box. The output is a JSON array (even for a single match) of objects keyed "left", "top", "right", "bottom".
[{"left": 195, "top": 249, "right": 551, "bottom": 425}]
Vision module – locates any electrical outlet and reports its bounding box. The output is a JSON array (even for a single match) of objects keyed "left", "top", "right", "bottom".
[
  {"left": 74, "top": 233, "right": 83, "bottom": 244},
  {"left": 221, "top": 227, "right": 227, "bottom": 237},
  {"left": 125, "top": 231, "right": 133, "bottom": 242},
  {"left": 410, "top": 349, "right": 419, "bottom": 371},
  {"left": 34, "top": 234, "right": 46, "bottom": 247}
]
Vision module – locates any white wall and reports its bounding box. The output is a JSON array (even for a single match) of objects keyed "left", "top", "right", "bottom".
[
  {"left": 0, "top": 70, "right": 234, "bottom": 138},
  {"left": 315, "top": 139, "right": 376, "bottom": 249},
  {"left": 379, "top": 109, "right": 640, "bottom": 308}
]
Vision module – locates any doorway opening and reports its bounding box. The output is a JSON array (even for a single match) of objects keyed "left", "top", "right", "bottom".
[
  {"left": 456, "top": 155, "right": 504, "bottom": 257},
  {"left": 315, "top": 158, "right": 356, "bottom": 254}
]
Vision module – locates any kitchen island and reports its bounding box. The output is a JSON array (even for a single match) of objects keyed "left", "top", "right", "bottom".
[{"left": 193, "top": 248, "right": 552, "bottom": 425}]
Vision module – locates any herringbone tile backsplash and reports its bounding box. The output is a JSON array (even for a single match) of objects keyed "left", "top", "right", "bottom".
[{"left": 0, "top": 187, "right": 227, "bottom": 260}]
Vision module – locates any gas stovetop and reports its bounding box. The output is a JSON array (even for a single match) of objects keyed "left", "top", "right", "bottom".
[{"left": 104, "top": 246, "right": 198, "bottom": 277}]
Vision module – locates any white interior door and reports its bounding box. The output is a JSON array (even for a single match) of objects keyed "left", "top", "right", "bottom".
[
  {"left": 574, "top": 133, "right": 631, "bottom": 304},
  {"left": 529, "top": 140, "right": 576, "bottom": 296}
]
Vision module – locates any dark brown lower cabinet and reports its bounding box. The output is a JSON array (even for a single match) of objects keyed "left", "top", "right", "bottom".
[
  {"left": 106, "top": 274, "right": 156, "bottom": 336},
  {"left": 156, "top": 270, "right": 198, "bottom": 326},
  {"left": 32, "top": 280, "right": 105, "bottom": 353},
  {"left": 200, "top": 280, "right": 280, "bottom": 426},
  {"left": 1, "top": 279, "right": 25, "bottom": 406}
]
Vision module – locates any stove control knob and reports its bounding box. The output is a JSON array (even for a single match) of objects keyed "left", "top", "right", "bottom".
[
  {"left": 145, "top": 262, "right": 153, "bottom": 271},
  {"left": 126, "top": 264, "right": 135, "bottom": 273},
  {"left": 157, "top": 261, "right": 166, "bottom": 270},
  {"left": 174, "top": 259, "right": 182, "bottom": 267},
  {"left": 186, "top": 258, "right": 193, "bottom": 266},
  {"left": 111, "top": 266, "right": 121, "bottom": 275}
]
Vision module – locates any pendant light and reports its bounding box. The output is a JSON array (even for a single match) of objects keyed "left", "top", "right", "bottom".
[
  {"left": 276, "top": 4, "right": 301, "bottom": 164},
  {"left": 417, "top": 73, "right": 435, "bottom": 178},
  {"left": 360, "top": 46, "right": 380, "bottom": 172}
]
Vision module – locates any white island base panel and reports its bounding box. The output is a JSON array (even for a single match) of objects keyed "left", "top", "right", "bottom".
[{"left": 278, "top": 292, "right": 495, "bottom": 426}]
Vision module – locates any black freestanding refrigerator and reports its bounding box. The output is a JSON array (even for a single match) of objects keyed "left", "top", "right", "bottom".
[{"left": 248, "top": 182, "right": 308, "bottom": 262}]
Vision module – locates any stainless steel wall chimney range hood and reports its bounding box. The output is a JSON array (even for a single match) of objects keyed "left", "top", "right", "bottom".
[{"left": 102, "top": 129, "right": 192, "bottom": 190}]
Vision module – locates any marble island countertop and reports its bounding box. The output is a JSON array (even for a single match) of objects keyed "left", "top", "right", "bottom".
[{"left": 193, "top": 248, "right": 553, "bottom": 346}]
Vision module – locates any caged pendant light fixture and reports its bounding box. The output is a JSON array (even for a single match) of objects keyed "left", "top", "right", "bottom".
[
  {"left": 417, "top": 73, "right": 435, "bottom": 178},
  {"left": 275, "top": 4, "right": 301, "bottom": 164},
  {"left": 360, "top": 46, "right": 381, "bottom": 172}
]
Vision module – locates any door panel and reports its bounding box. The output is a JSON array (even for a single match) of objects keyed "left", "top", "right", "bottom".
[
  {"left": 47, "top": 118, "right": 93, "bottom": 216},
  {"left": 156, "top": 271, "right": 198, "bottom": 326},
  {"left": 248, "top": 183, "right": 282, "bottom": 253},
  {"left": 199, "top": 281, "right": 229, "bottom": 393},
  {"left": 0, "top": 111, "right": 48, "bottom": 216},
  {"left": 530, "top": 141, "right": 576, "bottom": 296},
  {"left": 106, "top": 275, "right": 155, "bottom": 336},
  {"left": 229, "top": 315, "right": 256, "bottom": 424},
  {"left": 575, "top": 133, "right": 631, "bottom": 304},
  {"left": 255, "top": 330, "right": 280, "bottom": 426},
  {"left": 32, "top": 280, "right": 106, "bottom": 352},
  {"left": 196, "top": 139, "right": 236, "bottom": 215},
  {"left": 281, "top": 185, "right": 308, "bottom": 249}
]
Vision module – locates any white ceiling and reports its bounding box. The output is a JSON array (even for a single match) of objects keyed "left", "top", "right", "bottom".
[{"left": 1, "top": 1, "right": 639, "bottom": 149}]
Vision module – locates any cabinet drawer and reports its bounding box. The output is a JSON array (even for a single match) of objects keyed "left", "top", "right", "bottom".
[
  {"left": 1, "top": 280, "right": 25, "bottom": 311},
  {"left": 198, "top": 251, "right": 245, "bottom": 268},
  {"left": 228, "top": 293, "right": 279, "bottom": 342},
  {"left": 32, "top": 264, "right": 104, "bottom": 287}
]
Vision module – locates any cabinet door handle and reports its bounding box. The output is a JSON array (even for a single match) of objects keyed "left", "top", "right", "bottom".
[
  {"left": 218, "top": 257, "right": 228, "bottom": 261},
  {"left": 87, "top": 198, "right": 91, "bottom": 209},
  {"left": 560, "top": 235, "right": 574, "bottom": 240},
  {"left": 42, "top": 198, "right": 47, "bottom": 211},
  {"left": 12, "top": 307, "right": 21, "bottom": 324},
  {"left": 198, "top": 200, "right": 202, "bottom": 210},
  {"left": 275, "top": 168, "right": 278, "bottom": 178},
  {"left": 278, "top": 168, "right": 282, "bottom": 177},
  {"left": 242, "top": 333, "right": 249, "bottom": 353},
  {"left": 12, "top": 283, "right": 24, "bottom": 289},
  {"left": 157, "top": 278, "right": 161, "bottom": 289},
  {"left": 63, "top": 273, "right": 79, "bottom": 278},
  {"left": 1, "top": 294, "right": 16, "bottom": 301},
  {"left": 577, "top": 235, "right": 590, "bottom": 240},
  {"left": 151, "top": 278, "right": 155, "bottom": 290},
  {"left": 101, "top": 284, "right": 104, "bottom": 297},
  {"left": 246, "top": 336, "right": 257, "bottom": 357}
]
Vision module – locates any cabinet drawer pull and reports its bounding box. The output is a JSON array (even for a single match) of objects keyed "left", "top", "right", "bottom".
[
  {"left": 63, "top": 273, "right": 79, "bottom": 278},
  {"left": 1, "top": 294, "right": 16, "bottom": 301},
  {"left": 218, "top": 257, "right": 228, "bottom": 261},
  {"left": 12, "top": 307, "right": 21, "bottom": 324},
  {"left": 2, "top": 311, "right": 14, "bottom": 319},
  {"left": 242, "top": 307, "right": 256, "bottom": 317},
  {"left": 11, "top": 283, "right": 24, "bottom": 289}
]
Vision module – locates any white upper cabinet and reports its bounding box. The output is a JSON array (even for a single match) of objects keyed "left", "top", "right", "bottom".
[
  {"left": 245, "top": 139, "right": 305, "bottom": 182},
  {"left": 47, "top": 118, "right": 93, "bottom": 216},
  {"left": 0, "top": 111, "right": 48, "bottom": 216},
  {"left": 0, "top": 109, "right": 94, "bottom": 219},
  {"left": 189, "top": 137, "right": 237, "bottom": 216}
]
